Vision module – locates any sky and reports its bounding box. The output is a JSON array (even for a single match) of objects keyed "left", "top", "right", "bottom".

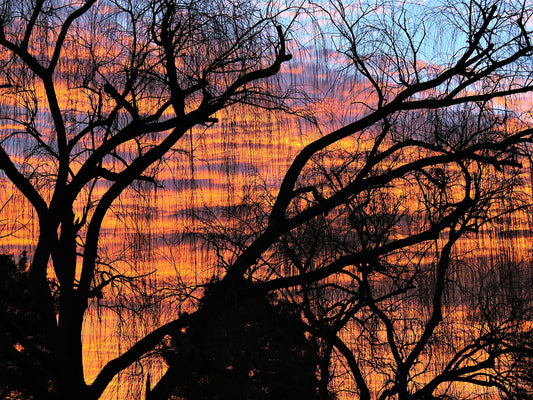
[{"left": 1, "top": 0, "right": 533, "bottom": 398}]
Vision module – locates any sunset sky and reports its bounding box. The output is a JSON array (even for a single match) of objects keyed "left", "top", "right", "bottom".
[{"left": 1, "top": 1, "right": 533, "bottom": 399}]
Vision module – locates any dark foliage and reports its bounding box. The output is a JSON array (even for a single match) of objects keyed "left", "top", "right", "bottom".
[
  {"left": 161, "top": 279, "right": 328, "bottom": 400},
  {"left": 0, "top": 253, "right": 52, "bottom": 399}
]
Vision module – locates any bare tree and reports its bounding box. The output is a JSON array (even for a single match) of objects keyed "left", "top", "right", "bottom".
[
  {"left": 184, "top": 1, "right": 533, "bottom": 399},
  {"left": 0, "top": 0, "right": 292, "bottom": 398},
  {"left": 1, "top": 0, "right": 533, "bottom": 399},
  {"left": 197, "top": 103, "right": 533, "bottom": 399}
]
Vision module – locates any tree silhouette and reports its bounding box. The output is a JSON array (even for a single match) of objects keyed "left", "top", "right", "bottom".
[
  {"left": 0, "top": 252, "right": 53, "bottom": 399},
  {"left": 0, "top": 0, "right": 533, "bottom": 399},
  {"left": 0, "top": 0, "right": 292, "bottom": 398},
  {"left": 192, "top": 107, "right": 533, "bottom": 398},
  {"left": 151, "top": 278, "right": 329, "bottom": 400}
]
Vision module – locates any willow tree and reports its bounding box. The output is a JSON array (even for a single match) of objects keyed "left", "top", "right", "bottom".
[
  {"left": 1, "top": 0, "right": 533, "bottom": 399},
  {"left": 0, "top": 0, "right": 293, "bottom": 398},
  {"left": 174, "top": 1, "right": 533, "bottom": 399}
]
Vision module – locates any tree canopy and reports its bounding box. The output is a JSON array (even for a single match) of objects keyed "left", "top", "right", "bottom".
[{"left": 155, "top": 278, "right": 328, "bottom": 400}]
